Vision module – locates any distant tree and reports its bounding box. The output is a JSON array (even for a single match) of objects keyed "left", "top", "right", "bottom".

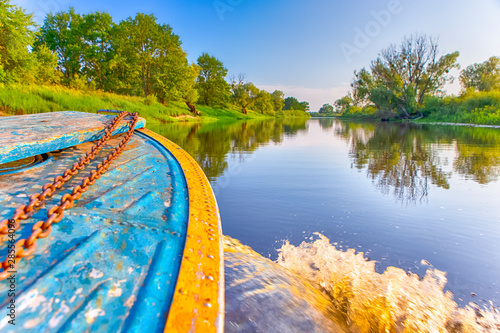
[
  {"left": 196, "top": 53, "right": 231, "bottom": 106},
  {"left": 232, "top": 82, "right": 258, "bottom": 114},
  {"left": 283, "top": 97, "right": 300, "bottom": 110},
  {"left": 334, "top": 95, "right": 353, "bottom": 114},
  {"left": 350, "top": 68, "right": 375, "bottom": 106},
  {"left": 254, "top": 90, "right": 274, "bottom": 115},
  {"left": 460, "top": 56, "right": 500, "bottom": 92},
  {"left": 283, "top": 96, "right": 309, "bottom": 111},
  {"left": 0, "top": 0, "right": 36, "bottom": 83},
  {"left": 319, "top": 103, "right": 334, "bottom": 114},
  {"left": 271, "top": 90, "right": 284, "bottom": 111},
  {"left": 299, "top": 101, "right": 310, "bottom": 112}
]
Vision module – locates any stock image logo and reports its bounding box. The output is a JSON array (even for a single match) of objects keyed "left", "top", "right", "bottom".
[
  {"left": 213, "top": 0, "right": 244, "bottom": 21},
  {"left": 340, "top": 0, "right": 405, "bottom": 63},
  {"left": 5, "top": 219, "right": 17, "bottom": 326}
]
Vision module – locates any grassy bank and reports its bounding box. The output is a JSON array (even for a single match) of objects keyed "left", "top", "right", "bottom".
[
  {"left": 275, "top": 109, "right": 311, "bottom": 118},
  {"left": 0, "top": 84, "right": 281, "bottom": 123},
  {"left": 335, "top": 91, "right": 500, "bottom": 125},
  {"left": 417, "top": 91, "right": 500, "bottom": 125}
]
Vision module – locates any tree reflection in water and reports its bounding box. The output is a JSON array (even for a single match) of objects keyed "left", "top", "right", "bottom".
[
  {"left": 150, "top": 118, "right": 500, "bottom": 204},
  {"left": 331, "top": 119, "right": 500, "bottom": 204},
  {"left": 148, "top": 118, "right": 309, "bottom": 180}
]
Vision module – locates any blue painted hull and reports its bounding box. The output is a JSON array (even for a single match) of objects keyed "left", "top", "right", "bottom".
[{"left": 0, "top": 119, "right": 191, "bottom": 331}]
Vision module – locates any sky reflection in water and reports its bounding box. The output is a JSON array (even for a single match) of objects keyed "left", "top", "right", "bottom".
[{"left": 150, "top": 118, "right": 500, "bottom": 307}]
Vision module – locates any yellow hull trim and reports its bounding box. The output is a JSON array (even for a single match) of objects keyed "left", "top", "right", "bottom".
[{"left": 138, "top": 128, "right": 224, "bottom": 333}]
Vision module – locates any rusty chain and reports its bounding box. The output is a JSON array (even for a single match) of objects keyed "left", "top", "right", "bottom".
[{"left": 0, "top": 111, "right": 139, "bottom": 280}]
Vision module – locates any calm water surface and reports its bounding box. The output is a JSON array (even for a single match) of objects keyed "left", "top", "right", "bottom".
[{"left": 149, "top": 118, "right": 500, "bottom": 307}]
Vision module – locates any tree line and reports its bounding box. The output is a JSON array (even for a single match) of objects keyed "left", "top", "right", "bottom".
[
  {"left": 330, "top": 33, "right": 500, "bottom": 123},
  {"left": 0, "top": 1, "right": 309, "bottom": 115}
]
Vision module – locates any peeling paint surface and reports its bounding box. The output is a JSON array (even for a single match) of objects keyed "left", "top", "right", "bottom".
[
  {"left": 0, "top": 111, "right": 146, "bottom": 164},
  {"left": 0, "top": 121, "right": 191, "bottom": 332}
]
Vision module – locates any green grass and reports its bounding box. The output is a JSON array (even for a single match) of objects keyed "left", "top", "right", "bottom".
[
  {"left": 418, "top": 91, "right": 500, "bottom": 125},
  {"left": 0, "top": 84, "right": 278, "bottom": 123},
  {"left": 197, "top": 105, "right": 271, "bottom": 122},
  {"left": 333, "top": 90, "right": 500, "bottom": 125},
  {"left": 275, "top": 109, "right": 311, "bottom": 118}
]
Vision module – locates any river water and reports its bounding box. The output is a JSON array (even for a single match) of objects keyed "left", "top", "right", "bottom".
[{"left": 149, "top": 118, "right": 500, "bottom": 316}]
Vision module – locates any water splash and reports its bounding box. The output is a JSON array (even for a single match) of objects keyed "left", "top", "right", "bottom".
[
  {"left": 276, "top": 233, "right": 500, "bottom": 332},
  {"left": 223, "top": 236, "right": 344, "bottom": 332}
]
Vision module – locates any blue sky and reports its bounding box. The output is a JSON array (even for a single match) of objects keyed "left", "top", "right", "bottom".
[{"left": 15, "top": 0, "right": 500, "bottom": 111}]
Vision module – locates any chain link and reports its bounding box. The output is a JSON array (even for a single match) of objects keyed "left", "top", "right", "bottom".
[{"left": 0, "top": 111, "right": 139, "bottom": 280}]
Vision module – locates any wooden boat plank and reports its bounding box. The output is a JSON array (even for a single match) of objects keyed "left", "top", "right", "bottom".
[{"left": 0, "top": 111, "right": 146, "bottom": 164}]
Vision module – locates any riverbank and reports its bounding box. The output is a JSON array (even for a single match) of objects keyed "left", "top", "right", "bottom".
[
  {"left": 335, "top": 90, "right": 500, "bottom": 125},
  {"left": 0, "top": 84, "right": 309, "bottom": 123}
]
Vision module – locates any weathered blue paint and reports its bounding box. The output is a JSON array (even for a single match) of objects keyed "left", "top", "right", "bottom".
[
  {"left": 0, "top": 111, "right": 146, "bottom": 164},
  {"left": 0, "top": 122, "right": 189, "bottom": 332},
  {"left": 135, "top": 131, "right": 190, "bottom": 235}
]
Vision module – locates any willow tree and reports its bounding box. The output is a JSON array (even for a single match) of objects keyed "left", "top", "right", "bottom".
[
  {"left": 232, "top": 82, "right": 259, "bottom": 114},
  {"left": 350, "top": 34, "right": 459, "bottom": 119}
]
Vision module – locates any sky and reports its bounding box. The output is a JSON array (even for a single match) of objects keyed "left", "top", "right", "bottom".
[{"left": 13, "top": 0, "right": 500, "bottom": 111}]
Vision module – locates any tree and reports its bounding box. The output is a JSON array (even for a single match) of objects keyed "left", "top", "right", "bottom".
[
  {"left": 156, "top": 63, "right": 200, "bottom": 114},
  {"left": 232, "top": 82, "right": 258, "bottom": 114},
  {"left": 196, "top": 53, "right": 230, "bottom": 106},
  {"left": 184, "top": 86, "right": 200, "bottom": 115},
  {"left": 111, "top": 13, "right": 184, "bottom": 97},
  {"left": 79, "top": 11, "right": 114, "bottom": 90},
  {"left": 460, "top": 56, "right": 500, "bottom": 92},
  {"left": 299, "top": 101, "right": 310, "bottom": 112},
  {"left": 319, "top": 103, "right": 334, "bottom": 114},
  {"left": 350, "top": 34, "right": 459, "bottom": 119},
  {"left": 32, "top": 44, "right": 61, "bottom": 84},
  {"left": 35, "top": 8, "right": 84, "bottom": 83},
  {"left": 0, "top": 0, "right": 36, "bottom": 83},
  {"left": 350, "top": 68, "right": 375, "bottom": 106},
  {"left": 283, "top": 97, "right": 300, "bottom": 110},
  {"left": 271, "top": 90, "right": 284, "bottom": 111},
  {"left": 334, "top": 95, "right": 353, "bottom": 114},
  {"left": 283, "top": 97, "right": 309, "bottom": 111},
  {"left": 254, "top": 90, "right": 274, "bottom": 115}
]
